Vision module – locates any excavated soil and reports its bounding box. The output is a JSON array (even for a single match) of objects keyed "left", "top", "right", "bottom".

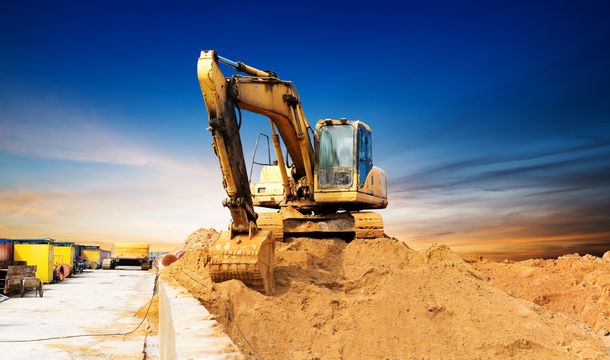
[
  {"left": 183, "top": 227, "right": 219, "bottom": 251},
  {"left": 163, "top": 229, "right": 609, "bottom": 360},
  {"left": 472, "top": 252, "right": 610, "bottom": 334}
]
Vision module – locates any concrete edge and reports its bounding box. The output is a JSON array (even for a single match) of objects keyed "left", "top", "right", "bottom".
[{"left": 159, "top": 279, "right": 242, "bottom": 359}]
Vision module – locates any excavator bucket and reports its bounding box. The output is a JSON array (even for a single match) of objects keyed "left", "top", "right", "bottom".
[{"left": 209, "top": 229, "right": 275, "bottom": 295}]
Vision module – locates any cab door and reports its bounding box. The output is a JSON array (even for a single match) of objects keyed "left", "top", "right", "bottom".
[{"left": 357, "top": 126, "right": 372, "bottom": 188}]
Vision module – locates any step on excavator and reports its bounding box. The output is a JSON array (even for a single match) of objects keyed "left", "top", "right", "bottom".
[{"left": 197, "top": 50, "right": 388, "bottom": 295}]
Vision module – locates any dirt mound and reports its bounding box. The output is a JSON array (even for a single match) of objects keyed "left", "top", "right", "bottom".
[
  {"left": 164, "top": 236, "right": 608, "bottom": 359},
  {"left": 473, "top": 251, "right": 610, "bottom": 334},
  {"left": 183, "top": 228, "right": 219, "bottom": 251}
]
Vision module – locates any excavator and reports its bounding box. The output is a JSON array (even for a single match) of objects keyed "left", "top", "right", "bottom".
[{"left": 197, "top": 50, "right": 387, "bottom": 295}]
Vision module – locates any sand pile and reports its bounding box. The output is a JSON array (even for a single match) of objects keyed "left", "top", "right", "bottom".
[
  {"left": 164, "top": 232, "right": 608, "bottom": 360},
  {"left": 472, "top": 251, "right": 610, "bottom": 333},
  {"left": 183, "top": 228, "right": 219, "bottom": 250}
]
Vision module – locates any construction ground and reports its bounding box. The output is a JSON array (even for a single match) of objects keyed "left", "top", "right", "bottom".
[
  {"left": 0, "top": 229, "right": 609, "bottom": 359},
  {"left": 164, "top": 228, "right": 610, "bottom": 360},
  {"left": 0, "top": 268, "right": 158, "bottom": 359}
]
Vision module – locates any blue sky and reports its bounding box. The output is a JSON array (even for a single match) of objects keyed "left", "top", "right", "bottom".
[{"left": 1, "top": 1, "right": 609, "bottom": 257}]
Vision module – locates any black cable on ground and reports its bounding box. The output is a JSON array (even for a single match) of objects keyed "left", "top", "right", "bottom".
[{"left": 0, "top": 274, "right": 159, "bottom": 343}]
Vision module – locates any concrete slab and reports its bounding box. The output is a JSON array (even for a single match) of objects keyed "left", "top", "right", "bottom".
[
  {"left": 0, "top": 268, "right": 157, "bottom": 359},
  {"left": 159, "top": 280, "right": 243, "bottom": 359}
]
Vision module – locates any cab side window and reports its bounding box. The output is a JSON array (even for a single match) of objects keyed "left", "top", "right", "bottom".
[{"left": 358, "top": 126, "right": 373, "bottom": 187}]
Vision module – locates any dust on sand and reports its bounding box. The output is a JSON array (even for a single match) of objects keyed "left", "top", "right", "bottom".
[{"left": 164, "top": 231, "right": 609, "bottom": 360}]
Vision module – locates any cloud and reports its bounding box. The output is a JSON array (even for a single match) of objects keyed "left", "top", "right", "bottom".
[
  {"left": 0, "top": 173, "right": 228, "bottom": 245},
  {"left": 0, "top": 93, "right": 209, "bottom": 174},
  {"left": 391, "top": 138, "right": 610, "bottom": 193},
  {"left": 0, "top": 96, "right": 230, "bottom": 245},
  {"left": 384, "top": 137, "right": 610, "bottom": 259},
  {"left": 0, "top": 191, "right": 66, "bottom": 217},
  {"left": 0, "top": 118, "right": 203, "bottom": 173}
]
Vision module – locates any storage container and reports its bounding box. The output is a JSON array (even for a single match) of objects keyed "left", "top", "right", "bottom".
[
  {"left": 53, "top": 242, "right": 74, "bottom": 267},
  {"left": 13, "top": 238, "right": 55, "bottom": 283},
  {"left": 0, "top": 239, "right": 14, "bottom": 263},
  {"left": 80, "top": 245, "right": 101, "bottom": 269}
]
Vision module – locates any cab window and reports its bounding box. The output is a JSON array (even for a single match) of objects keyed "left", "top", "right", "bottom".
[{"left": 318, "top": 125, "right": 354, "bottom": 188}]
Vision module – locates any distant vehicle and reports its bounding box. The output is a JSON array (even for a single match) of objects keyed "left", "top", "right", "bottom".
[
  {"left": 102, "top": 243, "right": 150, "bottom": 270},
  {"left": 79, "top": 244, "right": 102, "bottom": 269}
]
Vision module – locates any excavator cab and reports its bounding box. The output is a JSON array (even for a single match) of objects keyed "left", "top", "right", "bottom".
[
  {"left": 251, "top": 119, "right": 387, "bottom": 210},
  {"left": 314, "top": 120, "right": 387, "bottom": 209}
]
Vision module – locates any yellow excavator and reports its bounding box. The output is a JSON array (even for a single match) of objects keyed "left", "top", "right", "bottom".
[{"left": 197, "top": 50, "right": 388, "bottom": 295}]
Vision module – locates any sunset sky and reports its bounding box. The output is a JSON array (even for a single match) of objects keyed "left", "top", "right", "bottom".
[{"left": 1, "top": 1, "right": 609, "bottom": 258}]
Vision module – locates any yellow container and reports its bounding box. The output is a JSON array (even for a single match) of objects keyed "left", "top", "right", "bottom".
[
  {"left": 13, "top": 238, "right": 55, "bottom": 283},
  {"left": 53, "top": 242, "right": 74, "bottom": 267},
  {"left": 81, "top": 245, "right": 101, "bottom": 268},
  {"left": 112, "top": 243, "right": 150, "bottom": 260}
]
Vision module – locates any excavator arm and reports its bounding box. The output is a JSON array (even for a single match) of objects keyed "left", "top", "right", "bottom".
[
  {"left": 197, "top": 50, "right": 282, "bottom": 295},
  {"left": 199, "top": 51, "right": 316, "bottom": 205},
  {"left": 197, "top": 51, "right": 258, "bottom": 234}
]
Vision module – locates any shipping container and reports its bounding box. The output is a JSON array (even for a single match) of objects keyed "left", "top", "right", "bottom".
[
  {"left": 13, "top": 238, "right": 55, "bottom": 283},
  {"left": 0, "top": 239, "right": 15, "bottom": 293},
  {"left": 53, "top": 242, "right": 74, "bottom": 266},
  {"left": 53, "top": 242, "right": 75, "bottom": 280},
  {"left": 80, "top": 245, "right": 101, "bottom": 269},
  {"left": 0, "top": 239, "right": 14, "bottom": 263}
]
